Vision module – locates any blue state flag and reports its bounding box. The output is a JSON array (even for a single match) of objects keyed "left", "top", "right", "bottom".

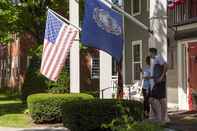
[{"left": 81, "top": 0, "right": 123, "bottom": 61}]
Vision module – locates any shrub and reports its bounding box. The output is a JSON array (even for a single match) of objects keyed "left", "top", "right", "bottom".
[
  {"left": 81, "top": 91, "right": 99, "bottom": 98},
  {"left": 27, "top": 93, "right": 94, "bottom": 123},
  {"left": 62, "top": 99, "right": 143, "bottom": 131},
  {"left": 102, "top": 103, "right": 163, "bottom": 131},
  {"left": 47, "top": 68, "right": 70, "bottom": 94}
]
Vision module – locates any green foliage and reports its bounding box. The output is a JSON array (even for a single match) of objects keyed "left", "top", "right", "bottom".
[
  {"left": 27, "top": 93, "right": 94, "bottom": 124},
  {"left": 0, "top": 0, "right": 19, "bottom": 44},
  {"left": 21, "top": 48, "right": 70, "bottom": 100},
  {"left": 106, "top": 121, "right": 164, "bottom": 131},
  {"left": 0, "top": 0, "right": 66, "bottom": 44},
  {"left": 21, "top": 56, "right": 48, "bottom": 101},
  {"left": 47, "top": 68, "right": 70, "bottom": 94},
  {"left": 102, "top": 104, "right": 164, "bottom": 131},
  {"left": 0, "top": 0, "right": 84, "bottom": 45},
  {"left": 129, "top": 121, "right": 164, "bottom": 131},
  {"left": 62, "top": 99, "right": 143, "bottom": 131},
  {"left": 0, "top": 93, "right": 31, "bottom": 128},
  {"left": 81, "top": 91, "right": 99, "bottom": 98}
]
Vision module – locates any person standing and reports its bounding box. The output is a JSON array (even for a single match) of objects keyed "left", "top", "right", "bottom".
[
  {"left": 142, "top": 56, "right": 151, "bottom": 118},
  {"left": 149, "top": 48, "right": 169, "bottom": 123}
]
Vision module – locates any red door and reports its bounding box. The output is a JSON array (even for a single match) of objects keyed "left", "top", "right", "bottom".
[
  {"left": 191, "top": 0, "right": 197, "bottom": 17},
  {"left": 188, "top": 42, "right": 197, "bottom": 110}
]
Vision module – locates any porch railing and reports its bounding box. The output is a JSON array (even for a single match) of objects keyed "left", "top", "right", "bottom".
[
  {"left": 100, "top": 80, "right": 143, "bottom": 101},
  {"left": 169, "top": 0, "right": 197, "bottom": 26}
]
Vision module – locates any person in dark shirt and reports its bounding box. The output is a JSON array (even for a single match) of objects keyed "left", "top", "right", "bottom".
[{"left": 149, "top": 48, "right": 170, "bottom": 123}]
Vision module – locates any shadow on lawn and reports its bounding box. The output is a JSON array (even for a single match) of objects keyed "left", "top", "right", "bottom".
[
  {"left": 19, "top": 129, "right": 68, "bottom": 131},
  {"left": 0, "top": 96, "right": 19, "bottom": 101},
  {"left": 0, "top": 102, "right": 27, "bottom": 116},
  {"left": 0, "top": 95, "right": 27, "bottom": 116}
]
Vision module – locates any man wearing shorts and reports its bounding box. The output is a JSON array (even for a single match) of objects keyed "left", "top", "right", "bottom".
[{"left": 149, "top": 48, "right": 169, "bottom": 123}]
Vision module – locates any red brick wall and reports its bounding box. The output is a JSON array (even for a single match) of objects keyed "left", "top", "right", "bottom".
[{"left": 0, "top": 33, "right": 36, "bottom": 89}]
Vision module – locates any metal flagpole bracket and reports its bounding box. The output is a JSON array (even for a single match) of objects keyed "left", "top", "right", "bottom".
[{"left": 149, "top": 16, "right": 168, "bottom": 20}]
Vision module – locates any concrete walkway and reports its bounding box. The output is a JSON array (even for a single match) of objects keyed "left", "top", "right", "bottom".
[{"left": 0, "top": 127, "right": 69, "bottom": 131}]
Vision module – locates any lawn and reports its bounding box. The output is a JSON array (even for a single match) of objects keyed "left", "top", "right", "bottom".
[{"left": 0, "top": 93, "right": 32, "bottom": 128}]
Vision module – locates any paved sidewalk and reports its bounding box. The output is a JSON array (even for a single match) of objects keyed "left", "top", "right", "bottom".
[{"left": 0, "top": 127, "right": 69, "bottom": 131}]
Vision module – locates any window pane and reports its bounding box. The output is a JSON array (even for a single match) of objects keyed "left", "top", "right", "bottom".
[
  {"left": 133, "top": 0, "right": 140, "bottom": 14},
  {"left": 91, "top": 58, "right": 100, "bottom": 79},
  {"left": 134, "top": 63, "right": 141, "bottom": 80},
  {"left": 112, "top": 58, "right": 118, "bottom": 76},
  {"left": 147, "top": 0, "right": 150, "bottom": 11},
  {"left": 133, "top": 45, "right": 140, "bottom": 62}
]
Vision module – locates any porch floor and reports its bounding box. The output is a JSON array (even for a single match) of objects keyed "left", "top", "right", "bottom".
[
  {"left": 167, "top": 87, "right": 178, "bottom": 109},
  {"left": 167, "top": 110, "right": 197, "bottom": 131}
]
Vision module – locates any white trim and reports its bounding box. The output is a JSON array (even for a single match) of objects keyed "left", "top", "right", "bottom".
[
  {"left": 177, "top": 39, "right": 197, "bottom": 110},
  {"left": 69, "top": 0, "right": 80, "bottom": 93},
  {"left": 177, "top": 38, "right": 197, "bottom": 44},
  {"left": 131, "top": 0, "right": 141, "bottom": 16},
  {"left": 177, "top": 23, "right": 197, "bottom": 31},
  {"left": 131, "top": 40, "right": 142, "bottom": 82},
  {"left": 99, "top": 51, "right": 112, "bottom": 99},
  {"left": 177, "top": 42, "right": 188, "bottom": 110},
  {"left": 122, "top": 0, "right": 126, "bottom": 85}
]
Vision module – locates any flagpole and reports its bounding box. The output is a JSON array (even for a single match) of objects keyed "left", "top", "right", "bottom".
[
  {"left": 48, "top": 8, "right": 82, "bottom": 31},
  {"left": 103, "top": 0, "right": 153, "bottom": 34}
]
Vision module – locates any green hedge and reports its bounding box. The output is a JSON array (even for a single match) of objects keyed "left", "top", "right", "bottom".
[
  {"left": 27, "top": 93, "right": 94, "bottom": 123},
  {"left": 62, "top": 99, "right": 143, "bottom": 131}
]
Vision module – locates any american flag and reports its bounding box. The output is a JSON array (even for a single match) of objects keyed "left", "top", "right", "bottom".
[{"left": 40, "top": 10, "right": 78, "bottom": 81}]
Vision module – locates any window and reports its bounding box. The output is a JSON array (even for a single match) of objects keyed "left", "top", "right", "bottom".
[
  {"left": 112, "top": 58, "right": 118, "bottom": 76},
  {"left": 147, "top": 0, "right": 150, "bottom": 12},
  {"left": 132, "top": 40, "right": 142, "bottom": 81},
  {"left": 131, "top": 0, "right": 141, "bottom": 16},
  {"left": 91, "top": 57, "right": 100, "bottom": 79}
]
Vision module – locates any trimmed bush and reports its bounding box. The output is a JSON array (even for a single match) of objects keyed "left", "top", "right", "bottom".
[
  {"left": 27, "top": 93, "right": 94, "bottom": 123},
  {"left": 62, "top": 99, "right": 143, "bottom": 131}
]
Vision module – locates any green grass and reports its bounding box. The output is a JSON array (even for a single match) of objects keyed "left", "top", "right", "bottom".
[{"left": 0, "top": 93, "right": 32, "bottom": 128}]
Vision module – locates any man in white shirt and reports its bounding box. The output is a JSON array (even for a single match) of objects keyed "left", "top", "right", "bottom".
[{"left": 149, "top": 48, "right": 169, "bottom": 123}]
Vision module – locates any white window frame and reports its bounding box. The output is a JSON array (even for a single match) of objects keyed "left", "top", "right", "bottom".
[
  {"left": 91, "top": 57, "right": 100, "bottom": 79},
  {"left": 131, "top": 0, "right": 141, "bottom": 16},
  {"left": 132, "top": 40, "right": 142, "bottom": 82}
]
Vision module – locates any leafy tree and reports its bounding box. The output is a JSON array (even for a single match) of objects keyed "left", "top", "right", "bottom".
[
  {"left": 0, "top": 0, "right": 70, "bottom": 45},
  {"left": 0, "top": 0, "right": 19, "bottom": 43},
  {"left": 0, "top": 0, "right": 86, "bottom": 96}
]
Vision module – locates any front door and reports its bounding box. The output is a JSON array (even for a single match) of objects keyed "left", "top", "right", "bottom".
[{"left": 188, "top": 42, "right": 197, "bottom": 110}]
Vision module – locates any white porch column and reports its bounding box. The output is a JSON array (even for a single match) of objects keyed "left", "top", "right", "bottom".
[
  {"left": 100, "top": 51, "right": 112, "bottom": 99},
  {"left": 122, "top": 0, "right": 126, "bottom": 86},
  {"left": 149, "top": 0, "right": 167, "bottom": 61},
  {"left": 69, "top": 0, "right": 80, "bottom": 93},
  {"left": 177, "top": 42, "right": 189, "bottom": 110},
  {"left": 99, "top": 0, "right": 113, "bottom": 99}
]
